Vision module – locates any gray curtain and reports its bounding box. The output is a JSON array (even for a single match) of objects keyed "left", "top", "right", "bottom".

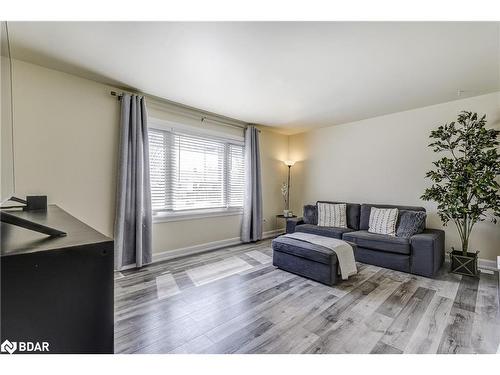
[
  {"left": 114, "top": 94, "right": 152, "bottom": 269},
  {"left": 241, "top": 125, "right": 263, "bottom": 242}
]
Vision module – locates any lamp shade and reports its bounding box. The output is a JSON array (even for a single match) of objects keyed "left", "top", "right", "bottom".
[{"left": 284, "top": 160, "right": 296, "bottom": 167}]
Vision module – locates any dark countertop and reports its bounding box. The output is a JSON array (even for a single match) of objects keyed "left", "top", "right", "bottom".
[{"left": 1, "top": 205, "right": 112, "bottom": 257}]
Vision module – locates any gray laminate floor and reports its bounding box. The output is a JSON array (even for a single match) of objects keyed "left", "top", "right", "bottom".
[{"left": 114, "top": 239, "right": 500, "bottom": 354}]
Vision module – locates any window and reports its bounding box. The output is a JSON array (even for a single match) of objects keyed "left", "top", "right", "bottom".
[{"left": 149, "top": 127, "right": 244, "bottom": 216}]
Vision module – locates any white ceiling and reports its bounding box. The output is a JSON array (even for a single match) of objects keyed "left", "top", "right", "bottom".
[{"left": 9, "top": 22, "right": 500, "bottom": 134}]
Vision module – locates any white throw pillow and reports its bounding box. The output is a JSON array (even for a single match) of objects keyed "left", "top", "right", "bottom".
[
  {"left": 317, "top": 203, "right": 347, "bottom": 228},
  {"left": 368, "top": 207, "right": 398, "bottom": 236}
]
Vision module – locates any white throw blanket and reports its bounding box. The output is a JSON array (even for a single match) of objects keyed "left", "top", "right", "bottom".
[{"left": 284, "top": 232, "right": 357, "bottom": 280}]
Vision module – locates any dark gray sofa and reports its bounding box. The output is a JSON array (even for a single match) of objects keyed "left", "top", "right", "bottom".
[{"left": 285, "top": 201, "right": 445, "bottom": 278}]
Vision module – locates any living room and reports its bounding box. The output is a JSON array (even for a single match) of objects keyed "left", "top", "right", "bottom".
[{"left": 1, "top": 1, "right": 499, "bottom": 372}]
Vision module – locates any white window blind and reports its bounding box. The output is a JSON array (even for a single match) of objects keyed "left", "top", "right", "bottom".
[
  {"left": 149, "top": 128, "right": 244, "bottom": 212},
  {"left": 227, "top": 144, "right": 244, "bottom": 207}
]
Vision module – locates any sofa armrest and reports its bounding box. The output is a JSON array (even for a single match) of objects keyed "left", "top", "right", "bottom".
[
  {"left": 286, "top": 217, "right": 304, "bottom": 234},
  {"left": 410, "top": 229, "right": 445, "bottom": 277}
]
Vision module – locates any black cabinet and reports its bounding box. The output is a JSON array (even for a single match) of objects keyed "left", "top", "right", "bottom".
[{"left": 1, "top": 205, "right": 114, "bottom": 354}]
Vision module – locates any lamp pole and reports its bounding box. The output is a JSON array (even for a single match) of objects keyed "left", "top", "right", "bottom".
[
  {"left": 283, "top": 161, "right": 295, "bottom": 215},
  {"left": 287, "top": 165, "right": 291, "bottom": 211}
]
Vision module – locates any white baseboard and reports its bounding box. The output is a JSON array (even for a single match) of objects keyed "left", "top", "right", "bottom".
[
  {"left": 119, "top": 264, "right": 137, "bottom": 271},
  {"left": 152, "top": 228, "right": 284, "bottom": 264},
  {"left": 478, "top": 258, "right": 499, "bottom": 271},
  {"left": 262, "top": 228, "right": 286, "bottom": 239}
]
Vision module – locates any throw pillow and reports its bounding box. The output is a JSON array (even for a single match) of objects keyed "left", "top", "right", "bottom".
[
  {"left": 396, "top": 210, "right": 426, "bottom": 238},
  {"left": 317, "top": 202, "right": 347, "bottom": 228},
  {"left": 368, "top": 207, "right": 398, "bottom": 236},
  {"left": 303, "top": 204, "right": 318, "bottom": 225}
]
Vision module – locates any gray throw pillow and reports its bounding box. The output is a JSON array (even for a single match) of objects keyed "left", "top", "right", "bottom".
[
  {"left": 396, "top": 210, "right": 426, "bottom": 238},
  {"left": 303, "top": 205, "right": 318, "bottom": 225}
]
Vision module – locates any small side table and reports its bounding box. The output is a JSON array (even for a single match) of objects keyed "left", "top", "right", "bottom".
[{"left": 275, "top": 214, "right": 297, "bottom": 233}]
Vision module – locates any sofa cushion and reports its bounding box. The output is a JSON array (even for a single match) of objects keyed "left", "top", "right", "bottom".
[
  {"left": 295, "top": 223, "right": 354, "bottom": 239},
  {"left": 272, "top": 236, "right": 338, "bottom": 265},
  {"left": 342, "top": 230, "right": 410, "bottom": 255},
  {"left": 396, "top": 210, "right": 427, "bottom": 238},
  {"left": 303, "top": 204, "right": 318, "bottom": 225},
  {"left": 360, "top": 203, "right": 425, "bottom": 230},
  {"left": 317, "top": 202, "right": 347, "bottom": 228},
  {"left": 368, "top": 207, "right": 398, "bottom": 236},
  {"left": 317, "top": 201, "right": 361, "bottom": 230}
]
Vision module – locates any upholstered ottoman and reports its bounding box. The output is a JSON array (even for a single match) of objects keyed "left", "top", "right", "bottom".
[{"left": 272, "top": 236, "right": 346, "bottom": 286}]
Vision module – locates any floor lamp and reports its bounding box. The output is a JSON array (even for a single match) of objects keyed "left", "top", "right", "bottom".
[{"left": 284, "top": 160, "right": 295, "bottom": 216}]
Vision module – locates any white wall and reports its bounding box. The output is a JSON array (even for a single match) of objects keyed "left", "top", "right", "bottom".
[
  {"left": 12, "top": 59, "right": 120, "bottom": 235},
  {"left": 1, "top": 55, "right": 15, "bottom": 201},
  {"left": 11, "top": 59, "right": 289, "bottom": 256},
  {"left": 290, "top": 92, "right": 500, "bottom": 261}
]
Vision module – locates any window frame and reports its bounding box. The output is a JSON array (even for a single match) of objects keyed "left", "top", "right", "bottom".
[{"left": 148, "top": 117, "right": 245, "bottom": 223}]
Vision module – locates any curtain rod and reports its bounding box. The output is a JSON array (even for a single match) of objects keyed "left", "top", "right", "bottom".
[{"left": 109, "top": 90, "right": 256, "bottom": 131}]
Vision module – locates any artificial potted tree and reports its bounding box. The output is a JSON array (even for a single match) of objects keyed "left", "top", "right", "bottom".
[{"left": 421, "top": 111, "right": 500, "bottom": 277}]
